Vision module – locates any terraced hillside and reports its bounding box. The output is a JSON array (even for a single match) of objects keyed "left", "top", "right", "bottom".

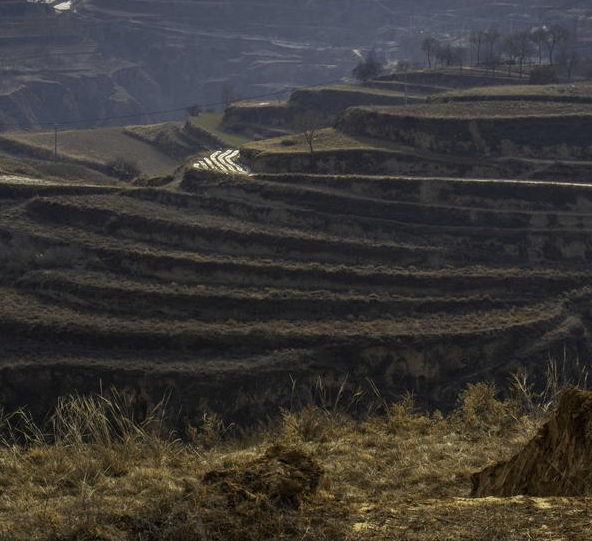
[
  {"left": 2, "top": 170, "right": 592, "bottom": 425},
  {"left": 0, "top": 119, "right": 229, "bottom": 178},
  {"left": 238, "top": 81, "right": 592, "bottom": 179},
  {"left": 433, "top": 82, "right": 592, "bottom": 104},
  {"left": 240, "top": 126, "right": 592, "bottom": 182},
  {"left": 337, "top": 102, "right": 592, "bottom": 158},
  {"left": 222, "top": 84, "right": 426, "bottom": 135}
]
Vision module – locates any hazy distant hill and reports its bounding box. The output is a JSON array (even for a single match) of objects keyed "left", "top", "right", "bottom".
[{"left": 0, "top": 0, "right": 582, "bottom": 129}]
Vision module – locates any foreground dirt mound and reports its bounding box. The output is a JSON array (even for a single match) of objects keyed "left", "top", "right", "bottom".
[
  {"left": 203, "top": 445, "right": 323, "bottom": 508},
  {"left": 472, "top": 387, "right": 592, "bottom": 497}
]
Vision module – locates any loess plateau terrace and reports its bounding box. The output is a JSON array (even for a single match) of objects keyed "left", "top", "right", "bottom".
[{"left": 1, "top": 168, "right": 592, "bottom": 425}]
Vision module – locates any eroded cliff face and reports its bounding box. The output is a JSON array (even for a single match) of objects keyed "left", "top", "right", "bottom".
[
  {"left": 0, "top": 3, "right": 160, "bottom": 128},
  {"left": 0, "top": 72, "right": 157, "bottom": 128}
]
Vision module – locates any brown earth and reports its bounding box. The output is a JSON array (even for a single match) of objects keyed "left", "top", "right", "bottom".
[
  {"left": 203, "top": 444, "right": 323, "bottom": 509},
  {"left": 472, "top": 387, "right": 592, "bottom": 497},
  {"left": 2, "top": 385, "right": 592, "bottom": 541}
]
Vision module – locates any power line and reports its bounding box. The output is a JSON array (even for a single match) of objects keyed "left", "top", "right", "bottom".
[{"left": 0, "top": 78, "right": 347, "bottom": 130}]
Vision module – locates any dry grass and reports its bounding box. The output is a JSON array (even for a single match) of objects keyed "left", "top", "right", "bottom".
[
  {"left": 292, "top": 84, "right": 419, "bottom": 100},
  {"left": 242, "top": 128, "right": 390, "bottom": 155},
  {"left": 0, "top": 155, "right": 116, "bottom": 186},
  {"left": 0, "top": 127, "right": 179, "bottom": 176},
  {"left": 0, "top": 283, "right": 569, "bottom": 354},
  {"left": 18, "top": 268, "right": 527, "bottom": 323},
  {"left": 188, "top": 113, "right": 253, "bottom": 148},
  {"left": 124, "top": 122, "right": 205, "bottom": 160},
  {"left": 0, "top": 381, "right": 590, "bottom": 541},
  {"left": 355, "top": 101, "right": 592, "bottom": 120},
  {"left": 435, "top": 82, "right": 592, "bottom": 104}
]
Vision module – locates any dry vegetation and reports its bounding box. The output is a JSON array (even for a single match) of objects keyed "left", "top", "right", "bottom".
[
  {"left": 0, "top": 379, "right": 590, "bottom": 541},
  {"left": 223, "top": 83, "right": 426, "bottom": 142},
  {"left": 434, "top": 82, "right": 592, "bottom": 104},
  {"left": 3, "top": 68, "right": 592, "bottom": 540},
  {"left": 240, "top": 128, "right": 517, "bottom": 178},
  {"left": 0, "top": 155, "right": 118, "bottom": 186},
  {"left": 289, "top": 84, "right": 425, "bottom": 106},
  {"left": 3, "top": 170, "right": 592, "bottom": 441},
  {"left": 0, "top": 126, "right": 183, "bottom": 177},
  {"left": 351, "top": 101, "right": 592, "bottom": 120},
  {"left": 242, "top": 128, "right": 390, "bottom": 154},
  {"left": 243, "top": 98, "right": 592, "bottom": 178},
  {"left": 123, "top": 122, "right": 206, "bottom": 160},
  {"left": 187, "top": 113, "right": 253, "bottom": 148},
  {"left": 333, "top": 101, "right": 592, "bottom": 165}
]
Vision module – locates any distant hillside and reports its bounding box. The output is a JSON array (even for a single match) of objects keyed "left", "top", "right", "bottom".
[{"left": 0, "top": 0, "right": 583, "bottom": 130}]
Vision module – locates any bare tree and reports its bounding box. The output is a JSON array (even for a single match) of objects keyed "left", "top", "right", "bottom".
[
  {"left": 293, "top": 111, "right": 325, "bottom": 171},
  {"left": 557, "top": 48, "right": 580, "bottom": 80},
  {"left": 531, "top": 28, "right": 548, "bottom": 65},
  {"left": 545, "top": 25, "right": 569, "bottom": 65},
  {"left": 469, "top": 30, "right": 486, "bottom": 65},
  {"left": 504, "top": 32, "right": 532, "bottom": 76},
  {"left": 107, "top": 157, "right": 141, "bottom": 181},
  {"left": 452, "top": 46, "right": 467, "bottom": 70},
  {"left": 483, "top": 29, "right": 501, "bottom": 64},
  {"left": 434, "top": 43, "right": 455, "bottom": 67},
  {"left": 503, "top": 36, "right": 518, "bottom": 75},
  {"left": 421, "top": 37, "right": 439, "bottom": 69}
]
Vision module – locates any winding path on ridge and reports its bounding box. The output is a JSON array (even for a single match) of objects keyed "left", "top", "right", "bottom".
[{"left": 193, "top": 149, "right": 251, "bottom": 175}]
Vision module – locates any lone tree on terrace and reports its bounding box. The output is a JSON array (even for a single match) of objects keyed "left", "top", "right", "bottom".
[
  {"left": 531, "top": 28, "right": 548, "bottom": 65},
  {"left": 469, "top": 30, "right": 486, "bottom": 65},
  {"left": 421, "top": 37, "right": 439, "bottom": 69},
  {"left": 504, "top": 32, "right": 533, "bottom": 76},
  {"left": 545, "top": 25, "right": 569, "bottom": 65},
  {"left": 294, "top": 111, "right": 324, "bottom": 172},
  {"left": 556, "top": 47, "right": 580, "bottom": 80},
  {"left": 483, "top": 29, "right": 501, "bottom": 64},
  {"left": 107, "top": 157, "right": 141, "bottom": 182}
]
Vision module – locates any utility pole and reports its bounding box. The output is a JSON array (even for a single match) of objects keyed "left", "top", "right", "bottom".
[{"left": 54, "top": 124, "right": 58, "bottom": 161}]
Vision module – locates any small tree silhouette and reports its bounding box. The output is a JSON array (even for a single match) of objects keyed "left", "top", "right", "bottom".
[
  {"left": 107, "top": 157, "right": 141, "bottom": 181},
  {"left": 352, "top": 50, "right": 384, "bottom": 82},
  {"left": 293, "top": 111, "right": 325, "bottom": 172},
  {"left": 545, "top": 25, "right": 569, "bottom": 65},
  {"left": 421, "top": 38, "right": 439, "bottom": 69}
]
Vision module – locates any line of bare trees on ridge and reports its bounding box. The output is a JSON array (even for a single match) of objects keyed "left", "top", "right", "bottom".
[{"left": 421, "top": 24, "right": 577, "bottom": 80}]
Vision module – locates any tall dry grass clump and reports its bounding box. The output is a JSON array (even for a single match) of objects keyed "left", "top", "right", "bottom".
[
  {"left": 0, "top": 364, "right": 590, "bottom": 541},
  {"left": 0, "top": 390, "right": 344, "bottom": 541}
]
